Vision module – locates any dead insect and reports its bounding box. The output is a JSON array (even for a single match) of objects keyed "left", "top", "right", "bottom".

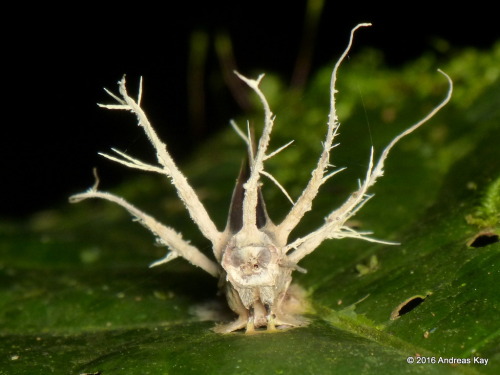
[{"left": 70, "top": 23, "right": 452, "bottom": 333}]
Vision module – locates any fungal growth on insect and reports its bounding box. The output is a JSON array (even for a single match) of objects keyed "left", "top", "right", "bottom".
[{"left": 70, "top": 23, "right": 453, "bottom": 333}]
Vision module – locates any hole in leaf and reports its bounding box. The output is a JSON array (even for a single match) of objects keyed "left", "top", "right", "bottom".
[
  {"left": 390, "top": 295, "right": 427, "bottom": 320},
  {"left": 468, "top": 232, "right": 499, "bottom": 248}
]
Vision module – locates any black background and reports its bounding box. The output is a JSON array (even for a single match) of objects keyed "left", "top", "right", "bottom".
[{"left": 2, "top": 2, "right": 498, "bottom": 218}]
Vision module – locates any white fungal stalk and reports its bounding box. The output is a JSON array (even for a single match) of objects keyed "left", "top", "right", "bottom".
[{"left": 70, "top": 23, "right": 453, "bottom": 334}]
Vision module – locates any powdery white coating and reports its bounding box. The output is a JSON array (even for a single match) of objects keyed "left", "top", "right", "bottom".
[{"left": 70, "top": 23, "right": 453, "bottom": 334}]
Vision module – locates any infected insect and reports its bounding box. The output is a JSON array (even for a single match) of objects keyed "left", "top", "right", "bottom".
[{"left": 70, "top": 24, "right": 452, "bottom": 333}]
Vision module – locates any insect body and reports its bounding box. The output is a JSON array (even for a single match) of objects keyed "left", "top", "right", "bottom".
[{"left": 70, "top": 24, "right": 452, "bottom": 333}]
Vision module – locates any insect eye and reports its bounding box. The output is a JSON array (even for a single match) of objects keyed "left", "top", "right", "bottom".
[
  {"left": 253, "top": 264, "right": 260, "bottom": 270},
  {"left": 230, "top": 251, "right": 244, "bottom": 267},
  {"left": 257, "top": 248, "right": 271, "bottom": 267}
]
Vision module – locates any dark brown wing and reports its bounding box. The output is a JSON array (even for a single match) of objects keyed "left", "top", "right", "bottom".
[
  {"left": 226, "top": 157, "right": 270, "bottom": 233},
  {"left": 226, "top": 124, "right": 271, "bottom": 234}
]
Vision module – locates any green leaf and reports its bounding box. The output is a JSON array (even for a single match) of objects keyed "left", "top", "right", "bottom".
[{"left": 1, "top": 44, "right": 499, "bottom": 374}]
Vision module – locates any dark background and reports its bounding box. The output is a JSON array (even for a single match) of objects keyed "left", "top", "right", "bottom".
[{"left": 2, "top": 1, "right": 498, "bottom": 218}]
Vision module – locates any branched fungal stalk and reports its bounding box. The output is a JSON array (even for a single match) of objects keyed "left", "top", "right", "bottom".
[{"left": 70, "top": 23, "right": 453, "bottom": 334}]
